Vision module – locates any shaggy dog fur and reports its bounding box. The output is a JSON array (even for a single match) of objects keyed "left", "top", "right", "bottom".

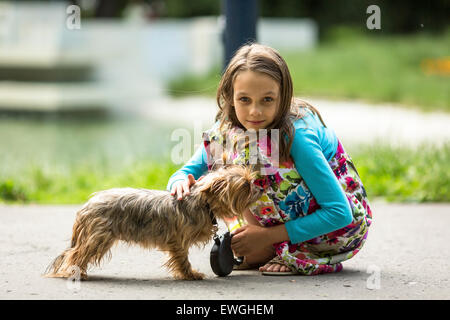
[{"left": 44, "top": 166, "right": 261, "bottom": 280}]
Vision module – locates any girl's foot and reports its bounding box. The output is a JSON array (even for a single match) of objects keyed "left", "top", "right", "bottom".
[
  {"left": 259, "top": 262, "right": 292, "bottom": 273},
  {"left": 259, "top": 256, "right": 297, "bottom": 275}
]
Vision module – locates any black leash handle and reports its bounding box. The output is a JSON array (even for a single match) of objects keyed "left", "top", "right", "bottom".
[{"left": 210, "top": 232, "right": 244, "bottom": 277}]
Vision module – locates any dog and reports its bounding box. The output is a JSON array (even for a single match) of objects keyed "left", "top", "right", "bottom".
[{"left": 44, "top": 165, "right": 262, "bottom": 280}]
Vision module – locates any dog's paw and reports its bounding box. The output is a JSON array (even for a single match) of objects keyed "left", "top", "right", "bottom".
[
  {"left": 44, "top": 269, "right": 88, "bottom": 281},
  {"left": 189, "top": 270, "right": 205, "bottom": 280},
  {"left": 176, "top": 270, "right": 205, "bottom": 280},
  {"left": 80, "top": 273, "right": 88, "bottom": 280}
]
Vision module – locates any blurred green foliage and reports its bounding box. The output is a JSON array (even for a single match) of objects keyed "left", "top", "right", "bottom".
[
  {"left": 285, "top": 27, "right": 450, "bottom": 112},
  {"left": 1, "top": 142, "right": 449, "bottom": 204},
  {"left": 258, "top": 0, "right": 449, "bottom": 38},
  {"left": 0, "top": 161, "right": 181, "bottom": 204},
  {"left": 162, "top": 0, "right": 220, "bottom": 18},
  {"left": 168, "top": 27, "right": 450, "bottom": 112},
  {"left": 352, "top": 142, "right": 450, "bottom": 203},
  {"left": 158, "top": 0, "right": 448, "bottom": 38},
  {"left": 65, "top": 0, "right": 448, "bottom": 38}
]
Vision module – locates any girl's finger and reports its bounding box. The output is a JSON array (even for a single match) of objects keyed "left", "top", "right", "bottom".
[
  {"left": 187, "top": 174, "right": 196, "bottom": 186},
  {"left": 231, "top": 243, "right": 246, "bottom": 257},
  {"left": 170, "top": 183, "right": 177, "bottom": 195},
  {"left": 231, "top": 237, "right": 240, "bottom": 247},
  {"left": 176, "top": 185, "right": 183, "bottom": 200},
  {"left": 183, "top": 179, "right": 190, "bottom": 196},
  {"left": 232, "top": 225, "right": 247, "bottom": 236}
]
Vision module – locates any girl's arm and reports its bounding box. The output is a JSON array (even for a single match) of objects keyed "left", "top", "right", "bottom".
[
  {"left": 166, "top": 144, "right": 209, "bottom": 191},
  {"left": 232, "top": 126, "right": 353, "bottom": 254},
  {"left": 283, "top": 127, "right": 353, "bottom": 244}
]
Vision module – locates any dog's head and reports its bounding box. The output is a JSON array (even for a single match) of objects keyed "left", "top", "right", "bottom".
[{"left": 196, "top": 165, "right": 263, "bottom": 219}]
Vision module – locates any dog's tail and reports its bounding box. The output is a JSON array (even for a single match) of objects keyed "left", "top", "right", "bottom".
[
  {"left": 44, "top": 207, "right": 115, "bottom": 279},
  {"left": 44, "top": 249, "right": 71, "bottom": 277},
  {"left": 43, "top": 213, "right": 85, "bottom": 278}
]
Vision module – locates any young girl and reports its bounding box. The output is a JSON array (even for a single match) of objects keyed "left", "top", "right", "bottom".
[{"left": 167, "top": 43, "right": 372, "bottom": 276}]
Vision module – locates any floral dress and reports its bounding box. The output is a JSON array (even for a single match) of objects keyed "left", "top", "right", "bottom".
[{"left": 203, "top": 118, "right": 373, "bottom": 276}]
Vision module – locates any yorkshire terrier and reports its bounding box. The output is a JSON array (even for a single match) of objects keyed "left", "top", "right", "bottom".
[{"left": 44, "top": 166, "right": 261, "bottom": 280}]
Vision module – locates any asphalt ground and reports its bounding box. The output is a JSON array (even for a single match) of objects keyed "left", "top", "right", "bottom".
[{"left": 0, "top": 201, "right": 449, "bottom": 300}]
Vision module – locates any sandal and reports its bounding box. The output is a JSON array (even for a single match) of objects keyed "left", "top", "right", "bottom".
[{"left": 260, "top": 256, "right": 297, "bottom": 276}]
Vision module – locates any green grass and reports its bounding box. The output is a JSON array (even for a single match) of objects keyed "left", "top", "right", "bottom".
[
  {"left": 0, "top": 161, "right": 181, "bottom": 204},
  {"left": 350, "top": 142, "right": 450, "bottom": 202},
  {"left": 1, "top": 142, "right": 449, "bottom": 204},
  {"left": 168, "top": 28, "right": 450, "bottom": 112}
]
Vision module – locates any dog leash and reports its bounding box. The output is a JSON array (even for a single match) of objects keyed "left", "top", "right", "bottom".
[{"left": 207, "top": 203, "right": 244, "bottom": 277}]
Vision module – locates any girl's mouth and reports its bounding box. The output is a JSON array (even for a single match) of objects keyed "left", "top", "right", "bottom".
[{"left": 247, "top": 120, "right": 265, "bottom": 124}]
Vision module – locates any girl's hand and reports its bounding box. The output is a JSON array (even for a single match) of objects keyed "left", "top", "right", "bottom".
[
  {"left": 170, "top": 174, "right": 199, "bottom": 200},
  {"left": 230, "top": 224, "right": 270, "bottom": 257}
]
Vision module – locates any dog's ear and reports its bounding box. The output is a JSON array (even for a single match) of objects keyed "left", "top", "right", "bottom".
[
  {"left": 210, "top": 176, "right": 229, "bottom": 196},
  {"left": 196, "top": 172, "right": 227, "bottom": 197}
]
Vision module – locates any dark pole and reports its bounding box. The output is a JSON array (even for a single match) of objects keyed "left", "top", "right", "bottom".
[{"left": 222, "top": 0, "right": 258, "bottom": 72}]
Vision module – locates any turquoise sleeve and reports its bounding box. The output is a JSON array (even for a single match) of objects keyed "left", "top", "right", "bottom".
[
  {"left": 166, "top": 145, "right": 209, "bottom": 191},
  {"left": 284, "top": 127, "right": 353, "bottom": 244}
]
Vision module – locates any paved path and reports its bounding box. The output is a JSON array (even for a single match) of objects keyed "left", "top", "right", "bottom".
[
  {"left": 141, "top": 96, "right": 450, "bottom": 149},
  {"left": 1, "top": 201, "right": 449, "bottom": 300}
]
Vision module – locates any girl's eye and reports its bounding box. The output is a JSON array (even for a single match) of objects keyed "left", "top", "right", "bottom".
[
  {"left": 264, "top": 97, "right": 274, "bottom": 102},
  {"left": 239, "top": 97, "right": 250, "bottom": 102}
]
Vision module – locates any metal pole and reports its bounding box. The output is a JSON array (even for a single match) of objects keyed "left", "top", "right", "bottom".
[{"left": 222, "top": 0, "right": 258, "bottom": 72}]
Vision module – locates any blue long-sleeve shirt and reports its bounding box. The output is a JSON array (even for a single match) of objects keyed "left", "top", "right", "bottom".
[{"left": 167, "top": 110, "right": 353, "bottom": 244}]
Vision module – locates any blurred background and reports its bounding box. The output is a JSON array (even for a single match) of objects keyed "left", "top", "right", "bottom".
[{"left": 0, "top": 0, "right": 448, "bottom": 204}]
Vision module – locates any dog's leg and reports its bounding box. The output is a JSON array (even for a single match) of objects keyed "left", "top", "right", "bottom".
[{"left": 164, "top": 245, "right": 204, "bottom": 280}]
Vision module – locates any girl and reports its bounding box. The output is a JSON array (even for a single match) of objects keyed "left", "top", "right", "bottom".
[{"left": 167, "top": 43, "right": 372, "bottom": 275}]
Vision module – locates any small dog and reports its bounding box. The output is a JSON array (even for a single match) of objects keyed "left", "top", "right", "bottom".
[{"left": 44, "top": 166, "right": 261, "bottom": 280}]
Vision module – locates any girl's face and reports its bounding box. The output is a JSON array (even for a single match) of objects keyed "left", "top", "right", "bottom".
[{"left": 232, "top": 70, "right": 280, "bottom": 130}]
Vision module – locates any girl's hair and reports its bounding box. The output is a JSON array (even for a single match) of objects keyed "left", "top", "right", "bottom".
[{"left": 216, "top": 42, "right": 326, "bottom": 161}]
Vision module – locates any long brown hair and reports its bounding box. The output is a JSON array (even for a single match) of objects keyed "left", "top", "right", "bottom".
[{"left": 216, "top": 43, "right": 326, "bottom": 161}]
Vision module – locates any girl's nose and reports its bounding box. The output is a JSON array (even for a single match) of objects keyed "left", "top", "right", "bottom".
[{"left": 249, "top": 104, "right": 262, "bottom": 116}]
